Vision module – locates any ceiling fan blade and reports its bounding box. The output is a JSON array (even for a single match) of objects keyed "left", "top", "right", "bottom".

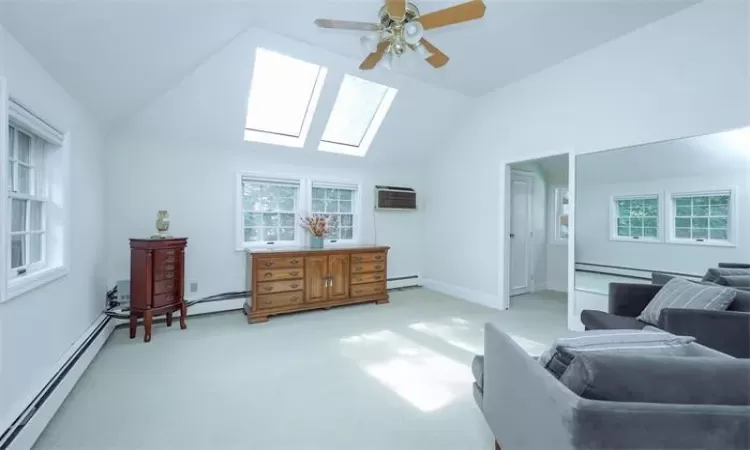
[
  {"left": 420, "top": 39, "right": 449, "bottom": 68},
  {"left": 418, "top": 0, "right": 486, "bottom": 31},
  {"left": 386, "top": 0, "right": 407, "bottom": 20},
  {"left": 359, "top": 41, "right": 389, "bottom": 70},
  {"left": 314, "top": 19, "right": 380, "bottom": 31}
]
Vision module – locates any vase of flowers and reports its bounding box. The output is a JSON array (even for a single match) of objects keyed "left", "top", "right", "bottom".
[{"left": 300, "top": 215, "right": 328, "bottom": 249}]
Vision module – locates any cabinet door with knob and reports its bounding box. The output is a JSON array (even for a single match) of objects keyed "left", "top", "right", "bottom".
[
  {"left": 304, "top": 255, "right": 328, "bottom": 304},
  {"left": 328, "top": 254, "right": 350, "bottom": 301}
]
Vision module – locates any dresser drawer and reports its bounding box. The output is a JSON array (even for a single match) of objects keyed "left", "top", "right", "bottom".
[
  {"left": 154, "top": 248, "right": 179, "bottom": 266},
  {"left": 350, "top": 282, "right": 386, "bottom": 298},
  {"left": 153, "top": 292, "right": 179, "bottom": 308},
  {"left": 256, "top": 268, "right": 304, "bottom": 282},
  {"left": 351, "top": 252, "right": 386, "bottom": 264},
  {"left": 351, "top": 272, "right": 386, "bottom": 285},
  {"left": 154, "top": 279, "right": 178, "bottom": 294},
  {"left": 255, "top": 256, "right": 304, "bottom": 270},
  {"left": 351, "top": 262, "right": 385, "bottom": 274},
  {"left": 154, "top": 268, "right": 177, "bottom": 282},
  {"left": 256, "top": 279, "right": 303, "bottom": 295},
  {"left": 256, "top": 291, "right": 303, "bottom": 311}
]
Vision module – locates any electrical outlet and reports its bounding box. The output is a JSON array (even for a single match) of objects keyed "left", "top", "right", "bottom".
[{"left": 190, "top": 282, "right": 198, "bottom": 293}]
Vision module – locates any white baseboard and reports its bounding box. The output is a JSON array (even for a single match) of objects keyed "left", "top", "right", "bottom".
[
  {"left": 421, "top": 278, "right": 504, "bottom": 310},
  {"left": 387, "top": 276, "right": 421, "bottom": 290},
  {"left": 3, "top": 314, "right": 115, "bottom": 450}
]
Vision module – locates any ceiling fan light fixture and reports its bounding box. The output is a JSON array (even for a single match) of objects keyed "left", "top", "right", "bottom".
[
  {"left": 414, "top": 42, "right": 432, "bottom": 58},
  {"left": 381, "top": 52, "right": 394, "bottom": 70},
  {"left": 403, "top": 21, "right": 424, "bottom": 45},
  {"left": 360, "top": 34, "right": 380, "bottom": 53}
]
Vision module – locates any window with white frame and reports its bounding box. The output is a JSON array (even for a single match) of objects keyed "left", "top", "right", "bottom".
[
  {"left": 3, "top": 99, "right": 67, "bottom": 301},
  {"left": 310, "top": 183, "right": 357, "bottom": 242},
  {"left": 240, "top": 177, "right": 300, "bottom": 246},
  {"left": 244, "top": 48, "right": 327, "bottom": 148},
  {"left": 554, "top": 188, "right": 570, "bottom": 241},
  {"left": 8, "top": 125, "right": 47, "bottom": 275},
  {"left": 318, "top": 74, "right": 397, "bottom": 157},
  {"left": 613, "top": 195, "right": 660, "bottom": 240},
  {"left": 672, "top": 192, "right": 731, "bottom": 243}
]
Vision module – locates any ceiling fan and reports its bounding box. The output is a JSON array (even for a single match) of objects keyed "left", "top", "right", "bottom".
[{"left": 314, "top": 0, "right": 486, "bottom": 70}]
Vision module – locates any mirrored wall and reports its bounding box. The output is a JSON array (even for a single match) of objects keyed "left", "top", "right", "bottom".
[{"left": 574, "top": 126, "right": 750, "bottom": 296}]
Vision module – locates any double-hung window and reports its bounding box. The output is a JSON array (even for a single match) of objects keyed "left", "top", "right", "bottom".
[
  {"left": 613, "top": 195, "right": 660, "bottom": 241},
  {"left": 671, "top": 192, "right": 731, "bottom": 244},
  {"left": 8, "top": 125, "right": 46, "bottom": 275},
  {"left": 3, "top": 98, "right": 67, "bottom": 301},
  {"left": 240, "top": 177, "right": 301, "bottom": 247},
  {"left": 310, "top": 183, "right": 358, "bottom": 242}
]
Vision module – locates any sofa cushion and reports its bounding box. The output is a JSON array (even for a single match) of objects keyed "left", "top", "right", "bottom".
[
  {"left": 718, "top": 275, "right": 750, "bottom": 288},
  {"left": 581, "top": 309, "right": 649, "bottom": 330},
  {"left": 703, "top": 267, "right": 750, "bottom": 283},
  {"left": 638, "top": 277, "right": 736, "bottom": 325},
  {"left": 560, "top": 352, "right": 750, "bottom": 405},
  {"left": 471, "top": 355, "right": 484, "bottom": 389},
  {"left": 539, "top": 329, "right": 695, "bottom": 378},
  {"left": 729, "top": 288, "right": 750, "bottom": 312}
]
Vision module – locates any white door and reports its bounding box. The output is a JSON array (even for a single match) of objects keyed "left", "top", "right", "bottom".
[{"left": 510, "top": 172, "right": 532, "bottom": 296}]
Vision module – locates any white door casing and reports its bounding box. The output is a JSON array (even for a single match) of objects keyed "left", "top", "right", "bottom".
[{"left": 510, "top": 171, "right": 532, "bottom": 296}]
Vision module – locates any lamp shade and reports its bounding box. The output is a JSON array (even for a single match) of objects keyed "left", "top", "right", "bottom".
[
  {"left": 414, "top": 42, "right": 432, "bottom": 58},
  {"left": 403, "top": 21, "right": 424, "bottom": 45},
  {"left": 360, "top": 34, "right": 380, "bottom": 53},
  {"left": 381, "top": 52, "right": 393, "bottom": 70}
]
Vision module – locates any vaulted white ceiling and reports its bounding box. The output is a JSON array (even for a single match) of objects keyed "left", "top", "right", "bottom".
[{"left": 0, "top": 1, "right": 696, "bottom": 124}]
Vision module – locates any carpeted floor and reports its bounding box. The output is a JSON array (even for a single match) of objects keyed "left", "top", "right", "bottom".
[{"left": 34, "top": 288, "right": 570, "bottom": 450}]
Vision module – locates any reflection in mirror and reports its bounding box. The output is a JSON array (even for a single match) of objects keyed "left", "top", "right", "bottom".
[{"left": 574, "top": 126, "right": 750, "bottom": 299}]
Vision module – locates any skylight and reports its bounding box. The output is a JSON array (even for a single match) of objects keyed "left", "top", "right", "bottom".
[
  {"left": 319, "top": 75, "right": 398, "bottom": 157},
  {"left": 244, "top": 48, "right": 327, "bottom": 148}
]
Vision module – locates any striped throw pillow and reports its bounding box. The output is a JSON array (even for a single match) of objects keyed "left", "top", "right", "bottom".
[
  {"left": 638, "top": 277, "right": 736, "bottom": 325},
  {"left": 539, "top": 329, "right": 695, "bottom": 377}
]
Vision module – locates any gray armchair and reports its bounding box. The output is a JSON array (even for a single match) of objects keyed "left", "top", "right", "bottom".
[
  {"left": 473, "top": 322, "right": 750, "bottom": 450},
  {"left": 581, "top": 282, "right": 750, "bottom": 358}
]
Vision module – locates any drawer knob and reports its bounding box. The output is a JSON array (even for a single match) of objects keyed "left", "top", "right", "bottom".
[
  {"left": 290, "top": 271, "right": 299, "bottom": 276},
  {"left": 166, "top": 256, "right": 175, "bottom": 263},
  {"left": 291, "top": 259, "right": 300, "bottom": 264},
  {"left": 354, "top": 257, "right": 362, "bottom": 263},
  {"left": 264, "top": 261, "right": 273, "bottom": 268},
  {"left": 263, "top": 286, "right": 273, "bottom": 292},
  {"left": 263, "top": 299, "right": 272, "bottom": 305},
  {"left": 374, "top": 276, "right": 382, "bottom": 280},
  {"left": 166, "top": 249, "right": 175, "bottom": 255},
  {"left": 375, "top": 265, "right": 382, "bottom": 270},
  {"left": 375, "top": 256, "right": 383, "bottom": 261},
  {"left": 356, "top": 266, "right": 362, "bottom": 271},
  {"left": 290, "top": 284, "right": 299, "bottom": 289},
  {"left": 291, "top": 296, "right": 300, "bottom": 302},
  {"left": 264, "top": 272, "right": 273, "bottom": 278},
  {"left": 166, "top": 272, "right": 174, "bottom": 279},
  {"left": 166, "top": 282, "right": 174, "bottom": 289}
]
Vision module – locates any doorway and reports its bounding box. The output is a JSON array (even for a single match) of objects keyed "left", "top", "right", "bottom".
[{"left": 505, "top": 154, "right": 571, "bottom": 314}]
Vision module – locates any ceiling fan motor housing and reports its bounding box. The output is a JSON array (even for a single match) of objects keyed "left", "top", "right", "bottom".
[{"left": 378, "top": 2, "right": 420, "bottom": 27}]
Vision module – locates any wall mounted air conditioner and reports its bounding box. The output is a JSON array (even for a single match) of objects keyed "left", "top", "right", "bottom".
[{"left": 375, "top": 185, "right": 417, "bottom": 210}]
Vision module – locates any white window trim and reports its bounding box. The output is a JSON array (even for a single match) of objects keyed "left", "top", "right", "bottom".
[
  {"left": 1, "top": 92, "right": 70, "bottom": 302},
  {"left": 243, "top": 49, "right": 328, "bottom": 149},
  {"left": 235, "top": 172, "right": 305, "bottom": 251},
  {"left": 665, "top": 188, "right": 737, "bottom": 248},
  {"left": 550, "top": 186, "right": 569, "bottom": 245},
  {"left": 610, "top": 193, "right": 663, "bottom": 243},
  {"left": 235, "top": 172, "right": 364, "bottom": 251},
  {"left": 308, "top": 179, "right": 363, "bottom": 246},
  {"left": 318, "top": 87, "right": 398, "bottom": 157}
]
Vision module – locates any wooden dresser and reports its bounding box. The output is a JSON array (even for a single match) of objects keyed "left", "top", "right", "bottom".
[
  {"left": 130, "top": 238, "right": 188, "bottom": 342},
  {"left": 246, "top": 246, "right": 389, "bottom": 323}
]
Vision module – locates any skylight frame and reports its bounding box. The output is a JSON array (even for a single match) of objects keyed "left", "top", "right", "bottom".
[
  {"left": 243, "top": 47, "right": 328, "bottom": 148},
  {"left": 318, "top": 75, "right": 398, "bottom": 157}
]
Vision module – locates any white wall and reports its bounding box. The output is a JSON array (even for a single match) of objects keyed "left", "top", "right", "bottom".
[
  {"left": 423, "top": 0, "right": 750, "bottom": 321},
  {"left": 103, "top": 28, "right": 447, "bottom": 298},
  {"left": 104, "top": 134, "right": 424, "bottom": 299},
  {"left": 0, "top": 26, "right": 105, "bottom": 430},
  {"left": 576, "top": 171, "right": 750, "bottom": 276}
]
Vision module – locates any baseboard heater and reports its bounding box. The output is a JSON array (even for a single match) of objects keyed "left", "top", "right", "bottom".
[{"left": 0, "top": 316, "right": 111, "bottom": 450}]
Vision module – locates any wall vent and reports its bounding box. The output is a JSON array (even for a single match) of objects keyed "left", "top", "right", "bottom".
[{"left": 375, "top": 186, "right": 417, "bottom": 210}]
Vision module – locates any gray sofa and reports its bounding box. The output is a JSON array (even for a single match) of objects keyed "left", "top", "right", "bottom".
[
  {"left": 472, "top": 322, "right": 750, "bottom": 450},
  {"left": 581, "top": 282, "right": 750, "bottom": 358}
]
